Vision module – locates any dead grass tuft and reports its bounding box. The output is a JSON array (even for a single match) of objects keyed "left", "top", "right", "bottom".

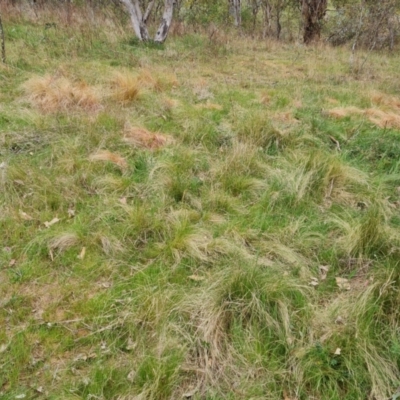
[
  {"left": 365, "top": 108, "right": 400, "bottom": 129},
  {"left": 328, "top": 106, "right": 400, "bottom": 129},
  {"left": 260, "top": 92, "right": 271, "bottom": 104},
  {"left": 110, "top": 71, "right": 140, "bottom": 103},
  {"left": 327, "top": 106, "right": 364, "bottom": 119},
  {"left": 370, "top": 91, "right": 400, "bottom": 111},
  {"left": 48, "top": 233, "right": 79, "bottom": 253},
  {"left": 196, "top": 102, "right": 223, "bottom": 110},
  {"left": 162, "top": 97, "right": 180, "bottom": 110},
  {"left": 89, "top": 150, "right": 128, "bottom": 170},
  {"left": 22, "top": 74, "right": 100, "bottom": 113},
  {"left": 123, "top": 126, "right": 173, "bottom": 149},
  {"left": 138, "top": 69, "right": 178, "bottom": 92}
]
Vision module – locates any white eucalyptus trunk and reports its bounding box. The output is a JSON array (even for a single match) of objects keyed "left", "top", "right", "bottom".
[
  {"left": 121, "top": 0, "right": 174, "bottom": 43},
  {"left": 154, "top": 0, "right": 175, "bottom": 43},
  {"left": 120, "top": 0, "right": 150, "bottom": 41},
  {"left": 120, "top": 0, "right": 144, "bottom": 39},
  {"left": 143, "top": 0, "right": 156, "bottom": 24}
]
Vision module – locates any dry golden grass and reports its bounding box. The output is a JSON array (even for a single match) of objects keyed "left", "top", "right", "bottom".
[
  {"left": 328, "top": 106, "right": 400, "bottom": 129},
  {"left": 162, "top": 96, "right": 180, "bottom": 110},
  {"left": 123, "top": 126, "right": 173, "bottom": 149},
  {"left": 196, "top": 102, "right": 223, "bottom": 110},
  {"left": 273, "top": 111, "right": 299, "bottom": 125},
  {"left": 371, "top": 91, "right": 400, "bottom": 111},
  {"left": 110, "top": 71, "right": 140, "bottom": 103},
  {"left": 89, "top": 150, "right": 128, "bottom": 170},
  {"left": 365, "top": 108, "right": 400, "bottom": 129},
  {"left": 22, "top": 74, "right": 100, "bottom": 113},
  {"left": 138, "top": 68, "right": 178, "bottom": 92},
  {"left": 259, "top": 92, "right": 271, "bottom": 104},
  {"left": 327, "top": 106, "right": 364, "bottom": 119}
]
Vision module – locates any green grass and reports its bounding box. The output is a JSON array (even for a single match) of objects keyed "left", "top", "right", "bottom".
[{"left": 1, "top": 6, "right": 400, "bottom": 400}]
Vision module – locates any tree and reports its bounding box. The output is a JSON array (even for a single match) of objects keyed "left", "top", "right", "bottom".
[
  {"left": 300, "top": 0, "right": 327, "bottom": 44},
  {"left": 0, "top": 11, "right": 5, "bottom": 64},
  {"left": 120, "top": 0, "right": 176, "bottom": 43},
  {"left": 229, "top": 0, "right": 241, "bottom": 27}
]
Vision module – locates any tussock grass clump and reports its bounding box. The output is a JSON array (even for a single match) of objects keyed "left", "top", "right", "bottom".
[
  {"left": 48, "top": 232, "right": 79, "bottom": 253},
  {"left": 178, "top": 265, "right": 312, "bottom": 396},
  {"left": 138, "top": 68, "right": 179, "bottom": 92},
  {"left": 266, "top": 150, "right": 367, "bottom": 205},
  {"left": 110, "top": 70, "right": 140, "bottom": 103},
  {"left": 332, "top": 205, "right": 396, "bottom": 259},
  {"left": 22, "top": 74, "right": 100, "bottom": 113},
  {"left": 233, "top": 109, "right": 294, "bottom": 150}
]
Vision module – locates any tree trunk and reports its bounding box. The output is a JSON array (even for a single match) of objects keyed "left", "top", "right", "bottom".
[
  {"left": 120, "top": 0, "right": 150, "bottom": 40},
  {"left": 276, "top": 7, "right": 282, "bottom": 39},
  {"left": 232, "top": 0, "right": 241, "bottom": 27},
  {"left": 251, "top": 0, "right": 260, "bottom": 33},
  {"left": 154, "top": 0, "right": 175, "bottom": 43},
  {"left": 262, "top": 0, "right": 273, "bottom": 38},
  {"left": 0, "top": 12, "right": 5, "bottom": 64},
  {"left": 143, "top": 0, "right": 155, "bottom": 24},
  {"left": 121, "top": 0, "right": 174, "bottom": 43},
  {"left": 301, "top": 0, "right": 327, "bottom": 44}
]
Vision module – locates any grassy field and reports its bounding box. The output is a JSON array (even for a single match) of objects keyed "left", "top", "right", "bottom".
[{"left": 1, "top": 5, "right": 400, "bottom": 400}]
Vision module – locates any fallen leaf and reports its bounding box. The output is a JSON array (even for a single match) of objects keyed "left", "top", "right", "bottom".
[
  {"left": 309, "top": 277, "right": 319, "bottom": 286},
  {"left": 73, "top": 353, "right": 88, "bottom": 362},
  {"left": 9, "top": 259, "right": 16, "bottom": 267},
  {"left": 183, "top": 387, "right": 198, "bottom": 398},
  {"left": 125, "top": 338, "right": 136, "bottom": 351},
  {"left": 319, "top": 265, "right": 329, "bottom": 280},
  {"left": 127, "top": 370, "right": 135, "bottom": 383},
  {"left": 283, "top": 389, "right": 298, "bottom": 400},
  {"left": 188, "top": 274, "right": 205, "bottom": 281},
  {"left": 19, "top": 210, "right": 33, "bottom": 221},
  {"left": 44, "top": 217, "right": 60, "bottom": 228},
  {"left": 336, "top": 277, "right": 351, "bottom": 290},
  {"left": 77, "top": 247, "right": 86, "bottom": 260},
  {"left": 0, "top": 343, "right": 8, "bottom": 353},
  {"left": 119, "top": 197, "right": 127, "bottom": 205},
  {"left": 334, "top": 348, "right": 341, "bottom": 355},
  {"left": 335, "top": 316, "right": 344, "bottom": 325}
]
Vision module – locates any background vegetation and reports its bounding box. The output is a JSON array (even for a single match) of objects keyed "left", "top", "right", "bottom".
[{"left": 1, "top": 1, "right": 400, "bottom": 399}]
